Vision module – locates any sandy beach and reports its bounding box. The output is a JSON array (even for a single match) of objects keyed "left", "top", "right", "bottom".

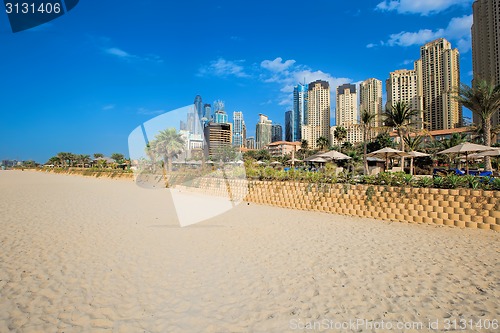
[{"left": 0, "top": 170, "right": 499, "bottom": 332}]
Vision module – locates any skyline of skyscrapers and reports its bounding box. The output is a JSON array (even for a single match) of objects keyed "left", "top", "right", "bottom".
[
  {"left": 183, "top": 35, "right": 468, "bottom": 154},
  {"left": 472, "top": 0, "right": 500, "bottom": 129}
]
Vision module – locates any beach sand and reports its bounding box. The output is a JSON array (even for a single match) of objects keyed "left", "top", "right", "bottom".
[{"left": 0, "top": 171, "right": 499, "bottom": 332}]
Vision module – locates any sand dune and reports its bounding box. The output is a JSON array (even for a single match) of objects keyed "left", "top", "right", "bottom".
[{"left": 0, "top": 171, "right": 499, "bottom": 332}]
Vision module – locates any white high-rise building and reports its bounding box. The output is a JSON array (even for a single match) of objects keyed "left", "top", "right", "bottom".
[
  {"left": 386, "top": 63, "right": 424, "bottom": 130},
  {"left": 336, "top": 84, "right": 358, "bottom": 126},
  {"left": 359, "top": 78, "right": 383, "bottom": 127},
  {"left": 419, "top": 38, "right": 461, "bottom": 130},
  {"left": 232, "top": 111, "right": 245, "bottom": 148},
  {"left": 302, "top": 80, "right": 330, "bottom": 149},
  {"left": 255, "top": 114, "right": 272, "bottom": 149}
]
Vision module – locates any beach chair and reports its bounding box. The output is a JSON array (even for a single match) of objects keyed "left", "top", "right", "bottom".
[{"left": 452, "top": 168, "right": 466, "bottom": 176}]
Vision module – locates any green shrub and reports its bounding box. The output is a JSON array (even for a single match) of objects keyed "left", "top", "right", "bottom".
[
  {"left": 443, "top": 175, "right": 465, "bottom": 189},
  {"left": 416, "top": 177, "right": 433, "bottom": 188},
  {"left": 433, "top": 177, "right": 444, "bottom": 188}
]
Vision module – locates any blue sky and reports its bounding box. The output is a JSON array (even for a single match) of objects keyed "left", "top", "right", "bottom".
[{"left": 0, "top": 0, "right": 475, "bottom": 162}]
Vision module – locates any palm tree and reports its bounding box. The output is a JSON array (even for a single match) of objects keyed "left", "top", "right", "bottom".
[
  {"left": 470, "top": 122, "right": 500, "bottom": 144},
  {"left": 56, "top": 152, "right": 73, "bottom": 168},
  {"left": 93, "top": 153, "right": 104, "bottom": 159},
  {"left": 46, "top": 156, "right": 60, "bottom": 166},
  {"left": 80, "top": 154, "right": 91, "bottom": 168},
  {"left": 456, "top": 80, "right": 500, "bottom": 171},
  {"left": 383, "top": 101, "right": 418, "bottom": 168},
  {"left": 360, "top": 110, "right": 376, "bottom": 175},
  {"left": 300, "top": 139, "right": 309, "bottom": 151},
  {"left": 150, "top": 128, "right": 185, "bottom": 187},
  {"left": 333, "top": 126, "right": 347, "bottom": 151},
  {"left": 316, "top": 136, "right": 329, "bottom": 152}
]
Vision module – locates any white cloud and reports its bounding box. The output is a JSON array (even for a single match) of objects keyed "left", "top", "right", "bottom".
[
  {"left": 102, "top": 104, "right": 115, "bottom": 111},
  {"left": 137, "top": 108, "right": 166, "bottom": 115},
  {"left": 260, "top": 57, "right": 296, "bottom": 72},
  {"left": 106, "top": 47, "right": 132, "bottom": 58},
  {"left": 388, "top": 29, "right": 443, "bottom": 47},
  {"left": 260, "top": 58, "right": 351, "bottom": 108},
  {"left": 197, "top": 58, "right": 249, "bottom": 78},
  {"left": 382, "top": 14, "right": 472, "bottom": 53},
  {"left": 376, "top": 0, "right": 472, "bottom": 16},
  {"left": 366, "top": 43, "right": 377, "bottom": 49},
  {"left": 104, "top": 47, "right": 163, "bottom": 63}
]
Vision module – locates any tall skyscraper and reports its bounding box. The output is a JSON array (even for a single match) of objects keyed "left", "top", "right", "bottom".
[
  {"left": 204, "top": 123, "right": 232, "bottom": 157},
  {"left": 472, "top": 0, "right": 500, "bottom": 127},
  {"left": 255, "top": 114, "right": 272, "bottom": 149},
  {"left": 213, "top": 110, "right": 228, "bottom": 124},
  {"left": 233, "top": 111, "right": 245, "bottom": 148},
  {"left": 336, "top": 83, "right": 358, "bottom": 126},
  {"left": 193, "top": 95, "right": 203, "bottom": 135},
  {"left": 203, "top": 104, "right": 211, "bottom": 121},
  {"left": 271, "top": 124, "right": 283, "bottom": 142},
  {"left": 359, "top": 78, "right": 383, "bottom": 127},
  {"left": 293, "top": 83, "right": 308, "bottom": 141},
  {"left": 285, "top": 110, "right": 293, "bottom": 142},
  {"left": 246, "top": 137, "right": 256, "bottom": 150},
  {"left": 302, "top": 80, "right": 330, "bottom": 149},
  {"left": 419, "top": 38, "right": 461, "bottom": 130},
  {"left": 386, "top": 64, "right": 424, "bottom": 130}
]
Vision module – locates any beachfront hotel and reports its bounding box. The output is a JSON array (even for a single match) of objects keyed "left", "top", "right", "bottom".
[
  {"left": 472, "top": 0, "right": 500, "bottom": 130},
  {"left": 359, "top": 78, "right": 383, "bottom": 127},
  {"left": 419, "top": 38, "right": 462, "bottom": 131},
  {"left": 301, "top": 80, "right": 331, "bottom": 149},
  {"left": 336, "top": 83, "right": 358, "bottom": 126},
  {"left": 386, "top": 65, "right": 424, "bottom": 130}
]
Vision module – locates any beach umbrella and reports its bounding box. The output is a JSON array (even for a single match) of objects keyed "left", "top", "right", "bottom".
[
  {"left": 475, "top": 148, "right": 500, "bottom": 172},
  {"left": 287, "top": 158, "right": 303, "bottom": 163},
  {"left": 437, "top": 142, "right": 495, "bottom": 175},
  {"left": 255, "top": 160, "right": 266, "bottom": 165},
  {"left": 270, "top": 161, "right": 282, "bottom": 165},
  {"left": 367, "top": 147, "right": 409, "bottom": 172},
  {"left": 306, "top": 156, "right": 328, "bottom": 163},
  {"left": 406, "top": 151, "right": 430, "bottom": 175},
  {"left": 235, "top": 160, "right": 244, "bottom": 165},
  {"left": 316, "top": 150, "right": 351, "bottom": 161}
]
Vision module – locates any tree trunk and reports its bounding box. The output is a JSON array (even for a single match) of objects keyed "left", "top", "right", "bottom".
[
  {"left": 399, "top": 129, "right": 405, "bottom": 171},
  {"left": 163, "top": 158, "right": 169, "bottom": 188},
  {"left": 484, "top": 118, "right": 493, "bottom": 171},
  {"left": 363, "top": 127, "right": 368, "bottom": 175}
]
